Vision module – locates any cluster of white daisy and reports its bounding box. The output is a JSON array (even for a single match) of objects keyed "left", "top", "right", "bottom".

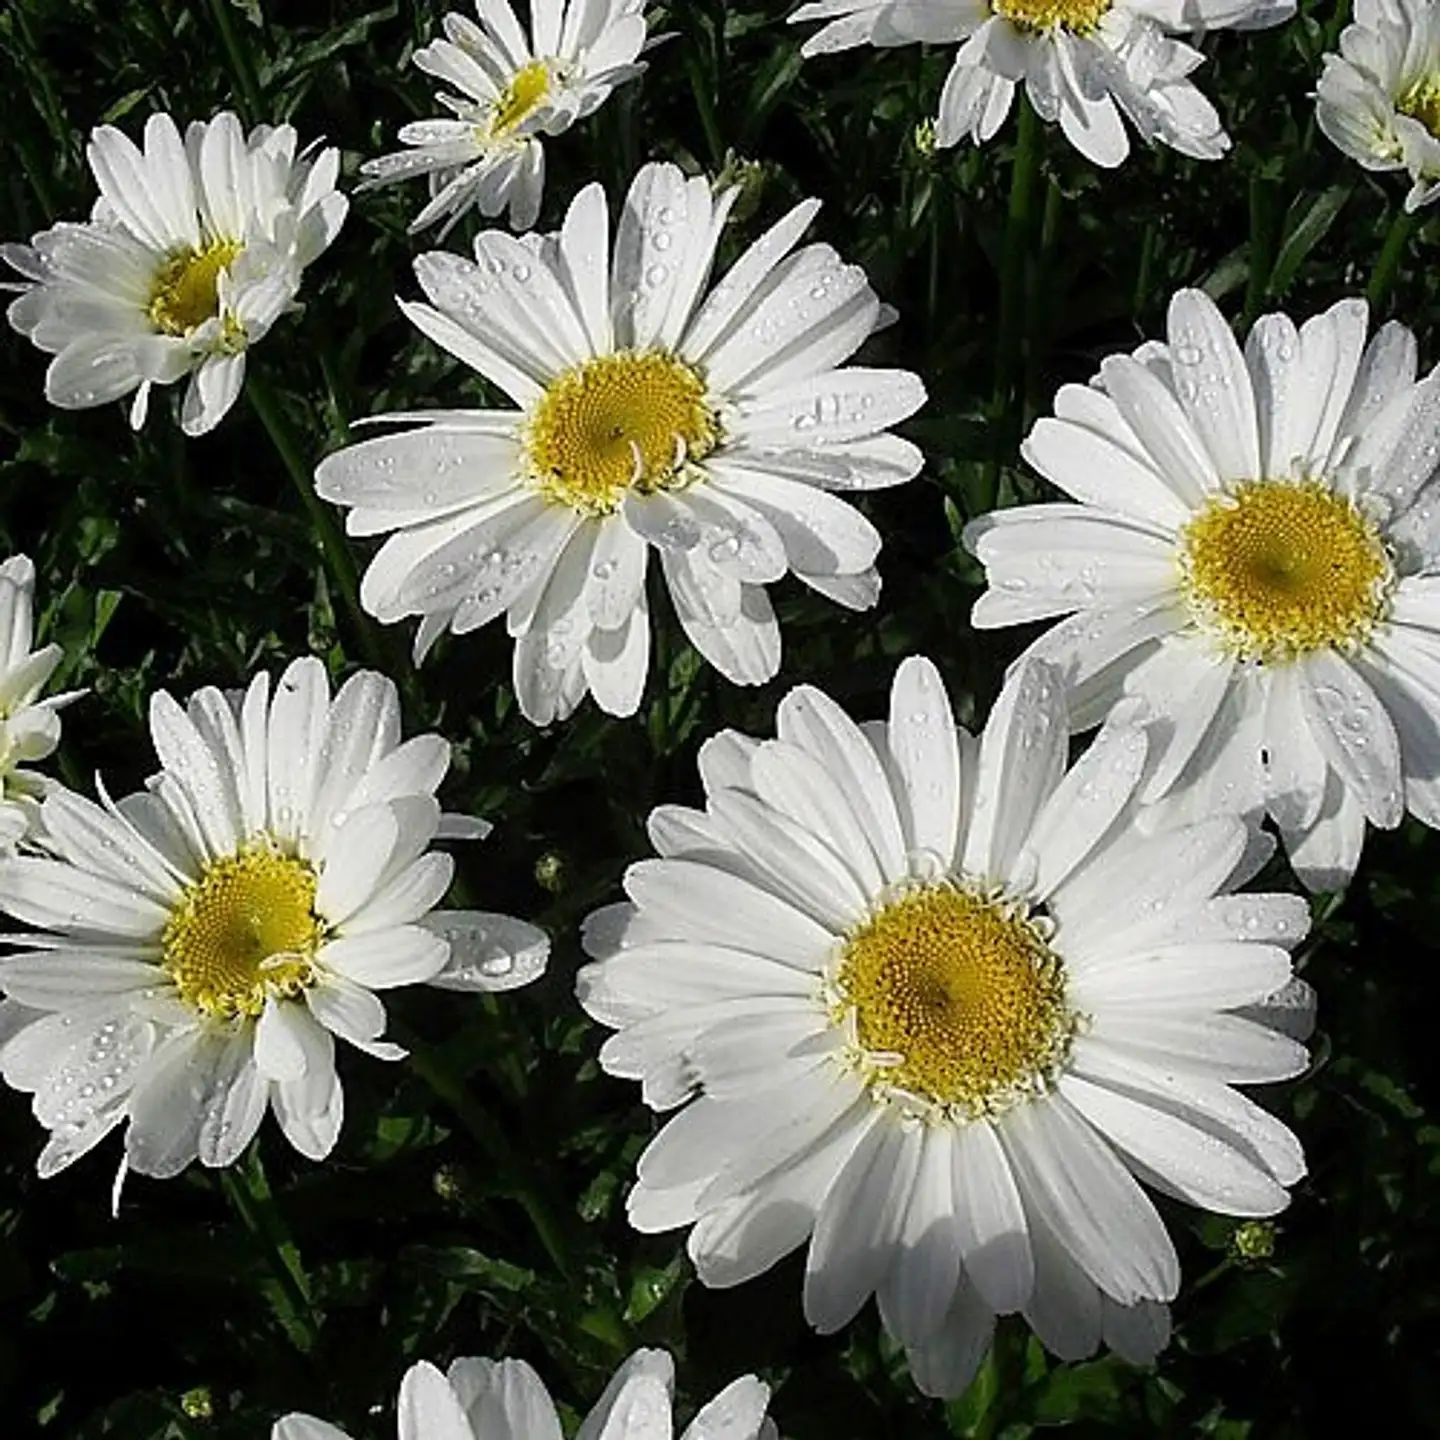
[{"left": 3, "top": 0, "right": 1439, "bottom": 1428}]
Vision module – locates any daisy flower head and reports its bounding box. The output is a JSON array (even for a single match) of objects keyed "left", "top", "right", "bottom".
[
  {"left": 316, "top": 161, "right": 926, "bottom": 726},
  {"left": 1317, "top": 0, "right": 1440, "bottom": 212},
  {"left": 360, "top": 0, "right": 655, "bottom": 235},
  {"left": 967, "top": 288, "right": 1440, "bottom": 892},
  {"left": 272, "top": 1347, "right": 775, "bottom": 1440},
  {"left": 0, "top": 555, "right": 80, "bottom": 852},
  {"left": 578, "top": 655, "right": 1311, "bottom": 1398},
  {"left": 2, "top": 111, "right": 347, "bottom": 436},
  {"left": 789, "top": 0, "right": 1296, "bottom": 168},
  {"left": 0, "top": 656, "right": 548, "bottom": 1188}
]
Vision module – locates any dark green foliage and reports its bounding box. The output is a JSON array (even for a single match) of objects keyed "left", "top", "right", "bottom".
[{"left": 0, "top": 0, "right": 1436, "bottom": 1435}]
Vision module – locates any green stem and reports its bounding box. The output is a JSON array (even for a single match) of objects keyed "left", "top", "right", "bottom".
[
  {"left": 1242, "top": 171, "right": 1279, "bottom": 331},
  {"left": 246, "top": 373, "right": 387, "bottom": 673},
  {"left": 1023, "top": 176, "right": 1062, "bottom": 426},
  {"left": 1367, "top": 208, "right": 1417, "bottom": 313},
  {"left": 219, "top": 1155, "right": 318, "bottom": 1352},
  {"left": 393, "top": 1018, "right": 575, "bottom": 1280},
  {"left": 980, "top": 97, "right": 1043, "bottom": 517},
  {"left": 207, "top": 0, "right": 265, "bottom": 124}
]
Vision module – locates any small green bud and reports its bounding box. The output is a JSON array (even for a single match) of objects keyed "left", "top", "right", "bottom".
[
  {"left": 534, "top": 850, "right": 567, "bottom": 893},
  {"left": 1230, "top": 1219, "right": 1276, "bottom": 1264},
  {"left": 433, "top": 1162, "right": 470, "bottom": 1204},
  {"left": 180, "top": 1387, "right": 214, "bottom": 1421},
  {"left": 913, "top": 119, "right": 938, "bottom": 158},
  {"left": 714, "top": 151, "right": 768, "bottom": 226}
]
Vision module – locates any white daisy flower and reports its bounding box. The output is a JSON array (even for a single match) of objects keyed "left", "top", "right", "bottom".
[
  {"left": 2, "top": 111, "right": 347, "bottom": 436},
  {"left": 1317, "top": 0, "right": 1440, "bottom": 212},
  {"left": 966, "top": 288, "right": 1440, "bottom": 892},
  {"left": 0, "top": 556, "right": 80, "bottom": 852},
  {"left": 360, "top": 0, "right": 655, "bottom": 235},
  {"left": 0, "top": 655, "right": 548, "bottom": 1187},
  {"left": 577, "top": 654, "right": 1311, "bottom": 1399},
  {"left": 789, "top": 0, "right": 1295, "bottom": 167},
  {"left": 315, "top": 160, "right": 926, "bottom": 726},
  {"left": 273, "top": 1347, "right": 775, "bottom": 1440}
]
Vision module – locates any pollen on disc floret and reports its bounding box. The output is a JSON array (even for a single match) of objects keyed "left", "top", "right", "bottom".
[
  {"left": 161, "top": 842, "right": 326, "bottom": 1019},
  {"left": 524, "top": 350, "right": 721, "bottom": 516},
  {"left": 146, "top": 237, "right": 245, "bottom": 337},
  {"left": 487, "top": 59, "right": 552, "bottom": 139},
  {"left": 1177, "top": 479, "right": 1395, "bottom": 664},
  {"left": 993, "top": 0, "right": 1113, "bottom": 33},
  {"left": 831, "top": 879, "right": 1079, "bottom": 1121}
]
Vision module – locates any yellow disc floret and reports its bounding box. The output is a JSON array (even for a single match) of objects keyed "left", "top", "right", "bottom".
[
  {"left": 488, "top": 60, "right": 552, "bottom": 138},
  {"left": 834, "top": 883, "right": 1075, "bottom": 1118},
  {"left": 1178, "top": 480, "right": 1393, "bottom": 665},
  {"left": 525, "top": 350, "right": 720, "bottom": 515},
  {"left": 147, "top": 237, "right": 244, "bottom": 336},
  {"left": 1399, "top": 76, "right": 1440, "bottom": 139},
  {"left": 161, "top": 843, "right": 325, "bottom": 1019},
  {"left": 994, "top": 0, "right": 1112, "bottom": 33}
]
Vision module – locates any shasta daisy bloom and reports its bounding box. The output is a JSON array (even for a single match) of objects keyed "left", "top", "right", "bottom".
[
  {"left": 0, "top": 656, "right": 548, "bottom": 1186},
  {"left": 967, "top": 288, "right": 1440, "bottom": 891},
  {"left": 0, "top": 556, "right": 80, "bottom": 851},
  {"left": 360, "top": 0, "right": 654, "bottom": 235},
  {"left": 790, "top": 0, "right": 1295, "bottom": 167},
  {"left": 1317, "top": 0, "right": 1440, "bottom": 212},
  {"left": 316, "top": 161, "right": 925, "bottom": 725},
  {"left": 578, "top": 655, "right": 1311, "bottom": 1399},
  {"left": 2, "top": 111, "right": 347, "bottom": 436},
  {"left": 273, "top": 1347, "right": 775, "bottom": 1440}
]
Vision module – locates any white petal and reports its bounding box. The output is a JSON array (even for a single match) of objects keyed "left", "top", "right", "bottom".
[
  {"left": 952, "top": 1118, "right": 1033, "bottom": 1314},
  {"left": 1058, "top": 1071, "right": 1289, "bottom": 1217},
  {"left": 446, "top": 1357, "right": 562, "bottom": 1440},
  {"left": 1021, "top": 415, "right": 1190, "bottom": 532},
  {"left": 622, "top": 858, "right": 835, "bottom": 970},
  {"left": 775, "top": 684, "right": 907, "bottom": 883},
  {"left": 1026, "top": 708, "right": 1148, "bottom": 901},
  {"left": 887, "top": 656, "right": 962, "bottom": 866},
  {"left": 0, "top": 856, "right": 166, "bottom": 939},
  {"left": 255, "top": 998, "right": 314, "bottom": 1083},
  {"left": 803, "top": 1110, "right": 909, "bottom": 1333},
  {"left": 708, "top": 789, "right": 868, "bottom": 928},
  {"left": 961, "top": 658, "right": 1067, "bottom": 884},
  {"left": 876, "top": 1124, "right": 961, "bottom": 1347},
  {"left": 272, "top": 1020, "right": 342, "bottom": 1160},
  {"left": 1298, "top": 649, "right": 1403, "bottom": 827},
  {"left": 997, "top": 1095, "right": 1178, "bottom": 1304},
  {"left": 397, "top": 1360, "right": 475, "bottom": 1440},
  {"left": 905, "top": 1282, "right": 996, "bottom": 1401},
  {"left": 321, "top": 926, "right": 448, "bottom": 988},
  {"left": 1167, "top": 289, "right": 1260, "bottom": 483},
  {"left": 423, "top": 910, "right": 549, "bottom": 991}
]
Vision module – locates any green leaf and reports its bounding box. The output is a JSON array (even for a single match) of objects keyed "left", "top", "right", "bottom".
[{"left": 1265, "top": 186, "right": 1352, "bottom": 299}]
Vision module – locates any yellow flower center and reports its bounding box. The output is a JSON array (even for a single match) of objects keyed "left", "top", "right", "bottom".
[
  {"left": 1177, "top": 481, "right": 1393, "bottom": 665},
  {"left": 1399, "top": 76, "right": 1440, "bottom": 139},
  {"left": 834, "top": 884, "right": 1075, "bottom": 1118},
  {"left": 147, "top": 237, "right": 244, "bottom": 336},
  {"left": 488, "top": 60, "right": 551, "bottom": 138},
  {"left": 993, "top": 0, "right": 1112, "bottom": 33},
  {"left": 161, "top": 844, "right": 325, "bottom": 1019},
  {"left": 525, "top": 350, "right": 720, "bottom": 516}
]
